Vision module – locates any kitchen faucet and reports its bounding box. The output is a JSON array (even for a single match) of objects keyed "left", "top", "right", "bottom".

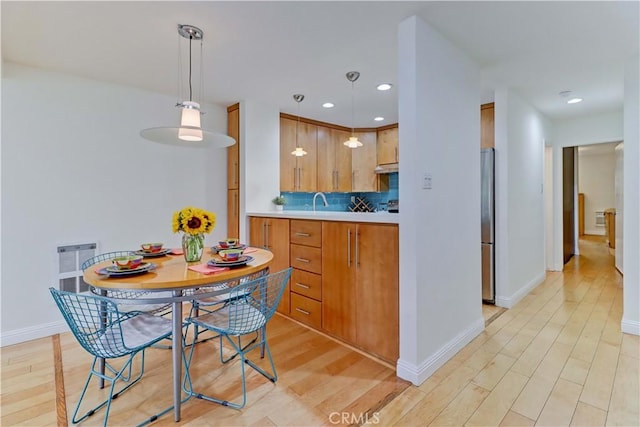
[{"left": 312, "top": 192, "right": 328, "bottom": 212}]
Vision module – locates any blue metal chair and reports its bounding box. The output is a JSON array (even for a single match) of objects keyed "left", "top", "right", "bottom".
[
  {"left": 186, "top": 269, "right": 269, "bottom": 349},
  {"left": 49, "top": 288, "right": 173, "bottom": 426},
  {"left": 183, "top": 268, "right": 292, "bottom": 409}
]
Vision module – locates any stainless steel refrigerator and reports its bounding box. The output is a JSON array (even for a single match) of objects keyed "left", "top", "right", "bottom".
[{"left": 481, "top": 148, "right": 495, "bottom": 303}]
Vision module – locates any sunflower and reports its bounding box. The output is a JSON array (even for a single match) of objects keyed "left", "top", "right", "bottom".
[{"left": 173, "top": 206, "right": 216, "bottom": 235}]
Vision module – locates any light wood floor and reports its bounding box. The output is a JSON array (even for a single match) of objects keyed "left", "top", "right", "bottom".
[
  {"left": 368, "top": 236, "right": 639, "bottom": 426},
  {"left": 2, "top": 236, "right": 637, "bottom": 426}
]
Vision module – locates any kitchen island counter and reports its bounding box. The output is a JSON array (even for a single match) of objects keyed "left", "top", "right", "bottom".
[{"left": 246, "top": 210, "right": 399, "bottom": 224}]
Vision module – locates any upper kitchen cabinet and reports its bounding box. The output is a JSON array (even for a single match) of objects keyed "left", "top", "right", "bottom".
[
  {"left": 280, "top": 116, "right": 317, "bottom": 192},
  {"left": 317, "top": 127, "right": 352, "bottom": 192},
  {"left": 227, "top": 104, "right": 240, "bottom": 238},
  {"left": 351, "top": 131, "right": 378, "bottom": 192},
  {"left": 227, "top": 104, "right": 240, "bottom": 190},
  {"left": 481, "top": 103, "right": 495, "bottom": 149},
  {"left": 377, "top": 125, "right": 399, "bottom": 165}
]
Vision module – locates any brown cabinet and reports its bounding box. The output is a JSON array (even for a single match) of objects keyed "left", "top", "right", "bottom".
[
  {"left": 481, "top": 103, "right": 495, "bottom": 149},
  {"left": 227, "top": 105, "right": 240, "bottom": 238},
  {"left": 289, "top": 219, "right": 323, "bottom": 328},
  {"left": 290, "top": 220, "right": 322, "bottom": 247},
  {"left": 227, "top": 189, "right": 239, "bottom": 239},
  {"left": 377, "top": 126, "right": 398, "bottom": 165},
  {"left": 280, "top": 117, "right": 317, "bottom": 192},
  {"left": 321, "top": 221, "right": 399, "bottom": 363},
  {"left": 352, "top": 131, "right": 378, "bottom": 192},
  {"left": 317, "top": 127, "right": 352, "bottom": 192},
  {"left": 605, "top": 209, "right": 616, "bottom": 249},
  {"left": 248, "top": 217, "right": 290, "bottom": 314}
]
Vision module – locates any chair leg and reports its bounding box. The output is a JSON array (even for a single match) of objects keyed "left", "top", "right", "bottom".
[
  {"left": 183, "top": 331, "right": 277, "bottom": 410},
  {"left": 220, "top": 332, "right": 259, "bottom": 364},
  {"left": 72, "top": 352, "right": 145, "bottom": 426}
]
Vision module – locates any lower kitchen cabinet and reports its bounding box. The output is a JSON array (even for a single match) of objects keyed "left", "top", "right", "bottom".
[
  {"left": 321, "top": 221, "right": 399, "bottom": 362},
  {"left": 248, "top": 216, "right": 290, "bottom": 314}
]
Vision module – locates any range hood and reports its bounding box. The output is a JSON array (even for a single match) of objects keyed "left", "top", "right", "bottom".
[{"left": 374, "top": 163, "right": 399, "bottom": 174}]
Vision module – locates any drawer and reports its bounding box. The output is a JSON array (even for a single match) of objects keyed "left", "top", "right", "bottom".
[
  {"left": 290, "top": 220, "right": 322, "bottom": 247},
  {"left": 290, "top": 293, "right": 322, "bottom": 329},
  {"left": 290, "top": 244, "right": 322, "bottom": 274},
  {"left": 291, "top": 269, "right": 321, "bottom": 301}
]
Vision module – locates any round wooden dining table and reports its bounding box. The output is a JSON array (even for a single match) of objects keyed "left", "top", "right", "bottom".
[{"left": 83, "top": 247, "right": 273, "bottom": 422}]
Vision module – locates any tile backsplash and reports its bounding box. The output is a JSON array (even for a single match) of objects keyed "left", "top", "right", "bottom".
[{"left": 281, "top": 172, "right": 398, "bottom": 212}]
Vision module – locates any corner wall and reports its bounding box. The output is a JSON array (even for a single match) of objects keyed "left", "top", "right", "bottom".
[
  {"left": 397, "top": 15, "right": 483, "bottom": 385},
  {"left": 622, "top": 55, "right": 640, "bottom": 335},
  {"left": 494, "top": 89, "right": 549, "bottom": 307},
  {"left": 1, "top": 63, "right": 229, "bottom": 345}
]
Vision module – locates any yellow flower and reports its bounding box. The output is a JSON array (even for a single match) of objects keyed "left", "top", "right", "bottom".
[{"left": 173, "top": 206, "right": 216, "bottom": 235}]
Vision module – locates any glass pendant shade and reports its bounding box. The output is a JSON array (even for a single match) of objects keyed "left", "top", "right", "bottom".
[
  {"left": 178, "top": 102, "right": 203, "bottom": 141},
  {"left": 344, "top": 136, "right": 363, "bottom": 148},
  {"left": 140, "top": 24, "right": 235, "bottom": 148},
  {"left": 291, "top": 94, "right": 307, "bottom": 156},
  {"left": 345, "top": 71, "right": 361, "bottom": 149}
]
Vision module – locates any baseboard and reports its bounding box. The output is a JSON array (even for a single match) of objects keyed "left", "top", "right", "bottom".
[
  {"left": 396, "top": 317, "right": 484, "bottom": 385},
  {"left": 495, "top": 271, "right": 546, "bottom": 309},
  {"left": 0, "top": 321, "right": 68, "bottom": 347},
  {"left": 621, "top": 318, "right": 640, "bottom": 336},
  {"left": 585, "top": 229, "right": 606, "bottom": 236}
]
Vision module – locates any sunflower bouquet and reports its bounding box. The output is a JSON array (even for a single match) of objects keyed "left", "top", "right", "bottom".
[{"left": 172, "top": 206, "right": 216, "bottom": 262}]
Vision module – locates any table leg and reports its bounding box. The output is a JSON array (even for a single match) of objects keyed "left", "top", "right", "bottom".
[
  {"left": 98, "top": 289, "right": 107, "bottom": 389},
  {"left": 172, "top": 291, "right": 183, "bottom": 422}
]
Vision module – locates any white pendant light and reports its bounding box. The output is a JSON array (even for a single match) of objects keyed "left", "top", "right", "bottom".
[
  {"left": 140, "top": 24, "right": 235, "bottom": 148},
  {"left": 344, "top": 71, "right": 363, "bottom": 148},
  {"left": 291, "top": 94, "right": 308, "bottom": 157}
]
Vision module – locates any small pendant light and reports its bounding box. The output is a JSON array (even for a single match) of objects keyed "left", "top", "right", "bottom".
[
  {"left": 291, "top": 94, "right": 308, "bottom": 157},
  {"left": 140, "top": 24, "right": 235, "bottom": 148},
  {"left": 344, "top": 71, "right": 363, "bottom": 148}
]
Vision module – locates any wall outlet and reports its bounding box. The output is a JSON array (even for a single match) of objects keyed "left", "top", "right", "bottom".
[{"left": 422, "top": 173, "right": 432, "bottom": 190}]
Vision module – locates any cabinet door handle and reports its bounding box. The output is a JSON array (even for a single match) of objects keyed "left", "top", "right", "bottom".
[
  {"left": 334, "top": 170, "right": 338, "bottom": 191},
  {"left": 295, "top": 282, "right": 310, "bottom": 289},
  {"left": 234, "top": 162, "right": 238, "bottom": 186},
  {"left": 262, "top": 223, "right": 266, "bottom": 249},
  {"left": 295, "top": 232, "right": 311, "bottom": 237},
  {"left": 233, "top": 192, "right": 238, "bottom": 216},
  {"left": 298, "top": 168, "right": 302, "bottom": 190},
  {"left": 295, "top": 308, "right": 311, "bottom": 316},
  {"left": 394, "top": 147, "right": 398, "bottom": 162},
  {"left": 265, "top": 223, "right": 270, "bottom": 249},
  {"left": 347, "top": 228, "right": 351, "bottom": 268},
  {"left": 295, "top": 257, "right": 310, "bottom": 263},
  {"left": 355, "top": 229, "right": 360, "bottom": 268}
]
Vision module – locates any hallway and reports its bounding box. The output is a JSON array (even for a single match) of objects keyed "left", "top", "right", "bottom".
[{"left": 374, "top": 235, "right": 638, "bottom": 426}]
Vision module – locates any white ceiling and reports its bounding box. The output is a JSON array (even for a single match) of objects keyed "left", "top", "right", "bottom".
[{"left": 2, "top": 1, "right": 638, "bottom": 128}]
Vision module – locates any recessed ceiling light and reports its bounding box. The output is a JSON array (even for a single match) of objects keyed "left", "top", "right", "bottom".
[
  {"left": 322, "top": 102, "right": 334, "bottom": 108},
  {"left": 376, "top": 83, "right": 392, "bottom": 91},
  {"left": 374, "top": 117, "right": 384, "bottom": 121},
  {"left": 567, "top": 98, "right": 583, "bottom": 104}
]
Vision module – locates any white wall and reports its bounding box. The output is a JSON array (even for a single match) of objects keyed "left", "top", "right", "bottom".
[
  {"left": 494, "top": 89, "right": 549, "bottom": 307},
  {"left": 554, "top": 111, "right": 623, "bottom": 146},
  {"left": 622, "top": 55, "right": 640, "bottom": 335},
  {"left": 1, "top": 63, "right": 229, "bottom": 345},
  {"left": 240, "top": 101, "right": 281, "bottom": 241},
  {"left": 397, "top": 15, "right": 483, "bottom": 385},
  {"left": 578, "top": 149, "right": 616, "bottom": 235}
]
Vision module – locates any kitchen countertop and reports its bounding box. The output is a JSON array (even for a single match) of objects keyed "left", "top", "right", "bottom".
[{"left": 246, "top": 210, "right": 399, "bottom": 224}]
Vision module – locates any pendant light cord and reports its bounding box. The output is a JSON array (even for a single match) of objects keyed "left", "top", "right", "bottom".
[
  {"left": 351, "top": 80, "right": 355, "bottom": 137},
  {"left": 188, "top": 35, "right": 193, "bottom": 102}
]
